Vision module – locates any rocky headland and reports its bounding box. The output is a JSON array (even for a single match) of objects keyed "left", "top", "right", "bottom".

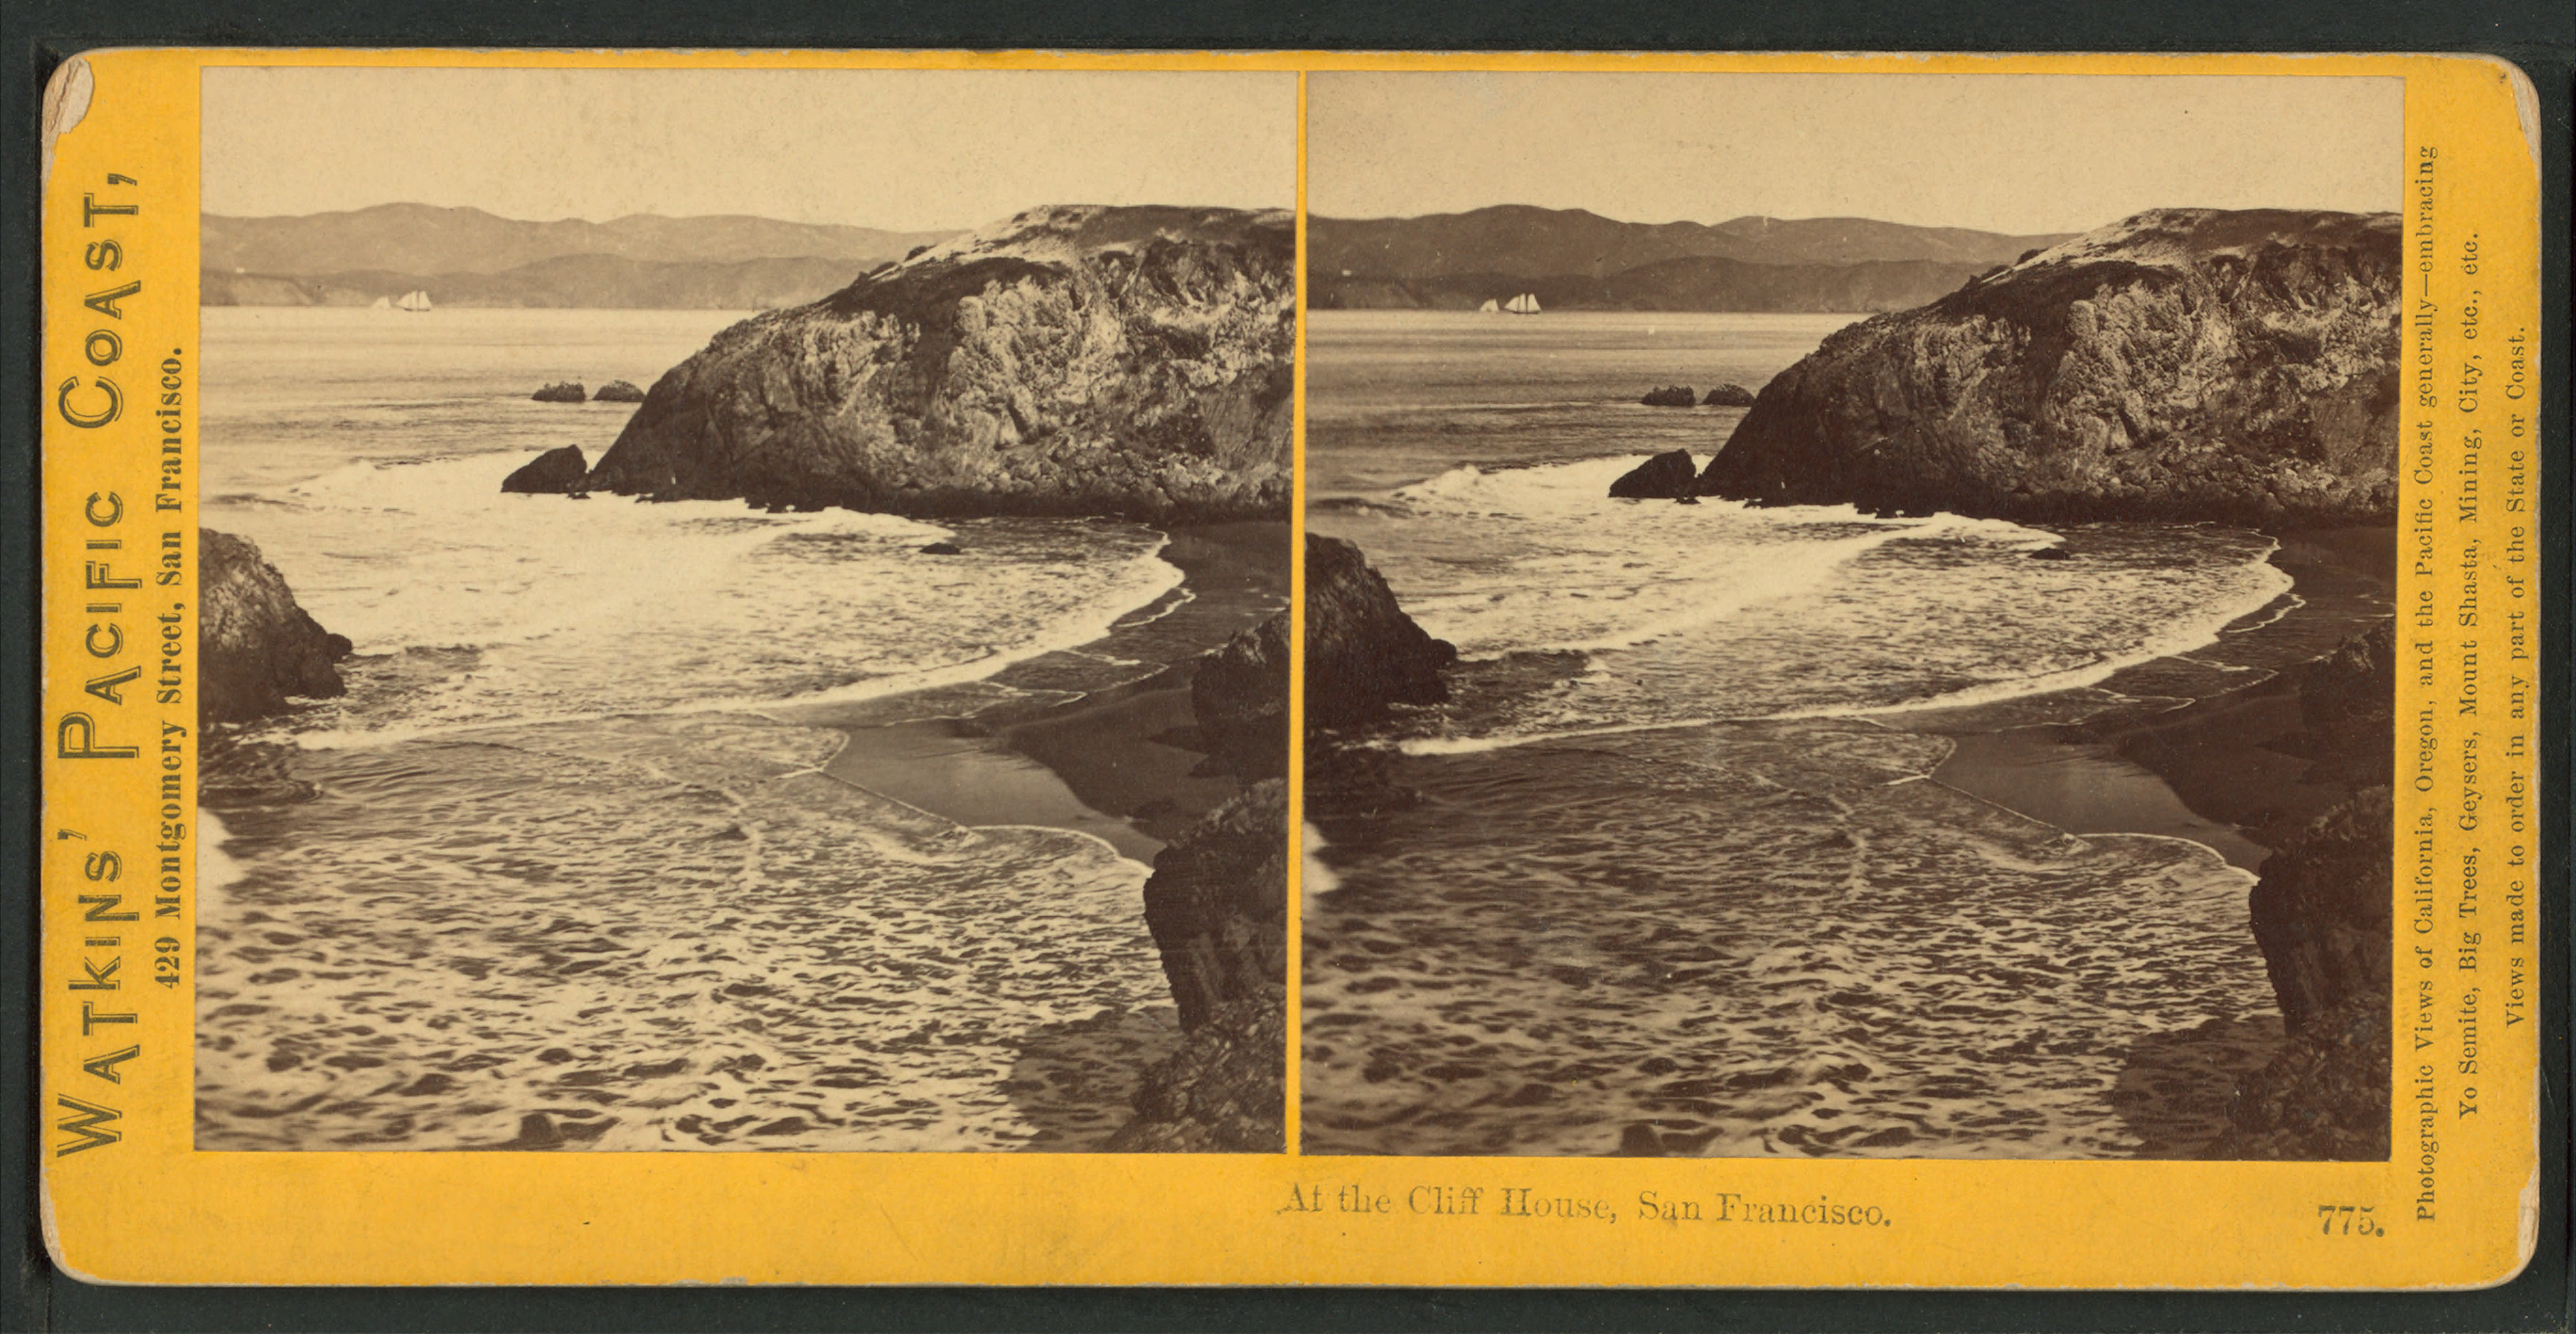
[
  {"left": 568, "top": 204, "right": 1295, "bottom": 523},
  {"left": 200, "top": 529, "right": 349, "bottom": 728},
  {"left": 1698, "top": 209, "right": 2402, "bottom": 524}
]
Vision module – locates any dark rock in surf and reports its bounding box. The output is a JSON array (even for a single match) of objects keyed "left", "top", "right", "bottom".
[
  {"left": 1674, "top": 494, "right": 1700, "bottom": 506},
  {"left": 502, "top": 445, "right": 588, "bottom": 493},
  {"left": 591, "top": 379, "right": 647, "bottom": 403},
  {"left": 1191, "top": 613, "right": 1288, "bottom": 781},
  {"left": 1697, "top": 209, "right": 2402, "bottom": 523},
  {"left": 200, "top": 528, "right": 348, "bottom": 727},
  {"left": 580, "top": 205, "right": 1295, "bottom": 523},
  {"left": 531, "top": 380, "right": 586, "bottom": 403},
  {"left": 2025, "top": 546, "right": 2073, "bottom": 560},
  {"left": 1112, "top": 780, "right": 1288, "bottom": 1152},
  {"left": 1608, "top": 449, "right": 1698, "bottom": 500},
  {"left": 917, "top": 540, "right": 964, "bottom": 555},
  {"left": 2290, "top": 619, "right": 2397, "bottom": 776},
  {"left": 1640, "top": 385, "right": 1697, "bottom": 408},
  {"left": 1701, "top": 382, "right": 1756, "bottom": 407},
  {"left": 1305, "top": 535, "right": 1456, "bottom": 731}
]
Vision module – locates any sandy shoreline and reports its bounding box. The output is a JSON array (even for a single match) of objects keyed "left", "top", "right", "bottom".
[
  {"left": 1928, "top": 525, "right": 2394, "bottom": 870},
  {"left": 821, "top": 521, "right": 1289, "bottom": 862}
]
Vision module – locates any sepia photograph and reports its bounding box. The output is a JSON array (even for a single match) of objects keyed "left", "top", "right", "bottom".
[
  {"left": 1299, "top": 72, "right": 2404, "bottom": 1159},
  {"left": 193, "top": 67, "right": 1295, "bottom": 1151}
]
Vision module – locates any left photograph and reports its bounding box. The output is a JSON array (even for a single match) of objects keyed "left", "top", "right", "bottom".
[{"left": 193, "top": 66, "right": 1295, "bottom": 1151}]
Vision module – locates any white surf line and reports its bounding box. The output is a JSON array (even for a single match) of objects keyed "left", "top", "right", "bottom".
[{"left": 285, "top": 543, "right": 1191, "bottom": 752}]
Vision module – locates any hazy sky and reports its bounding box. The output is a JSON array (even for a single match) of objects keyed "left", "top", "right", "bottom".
[
  {"left": 1309, "top": 72, "right": 2403, "bottom": 233},
  {"left": 203, "top": 67, "right": 1296, "bottom": 229}
]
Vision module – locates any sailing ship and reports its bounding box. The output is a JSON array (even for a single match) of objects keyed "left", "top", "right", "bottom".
[
  {"left": 1502, "top": 292, "right": 1541, "bottom": 314},
  {"left": 370, "top": 296, "right": 392, "bottom": 311},
  {"left": 1478, "top": 298, "right": 1499, "bottom": 313},
  {"left": 395, "top": 289, "right": 432, "bottom": 313}
]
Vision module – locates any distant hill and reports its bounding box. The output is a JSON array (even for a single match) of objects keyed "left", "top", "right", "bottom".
[
  {"left": 203, "top": 203, "right": 955, "bottom": 278},
  {"left": 1308, "top": 205, "right": 2072, "bottom": 281},
  {"left": 202, "top": 254, "right": 875, "bottom": 312},
  {"left": 1312, "top": 256, "right": 1995, "bottom": 315}
]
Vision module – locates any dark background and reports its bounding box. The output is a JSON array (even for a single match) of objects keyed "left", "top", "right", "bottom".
[{"left": 6, "top": 2, "right": 2569, "bottom": 1328}]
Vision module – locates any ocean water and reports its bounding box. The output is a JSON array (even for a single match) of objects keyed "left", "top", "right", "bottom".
[
  {"left": 1302, "top": 311, "right": 2345, "bottom": 1159},
  {"left": 196, "top": 307, "right": 1233, "bottom": 1150}
]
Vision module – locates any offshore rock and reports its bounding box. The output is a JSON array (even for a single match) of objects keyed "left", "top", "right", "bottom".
[
  {"left": 1701, "top": 382, "right": 1756, "bottom": 407},
  {"left": 1639, "top": 385, "right": 1697, "bottom": 408},
  {"left": 582, "top": 204, "right": 1295, "bottom": 522},
  {"left": 1608, "top": 449, "right": 1698, "bottom": 500},
  {"left": 1304, "top": 534, "right": 1456, "bottom": 731},
  {"left": 591, "top": 378, "right": 647, "bottom": 403},
  {"left": 200, "top": 529, "right": 349, "bottom": 727},
  {"left": 1698, "top": 209, "right": 2402, "bottom": 524},
  {"left": 502, "top": 445, "right": 588, "bottom": 493},
  {"left": 531, "top": 380, "right": 586, "bottom": 403}
]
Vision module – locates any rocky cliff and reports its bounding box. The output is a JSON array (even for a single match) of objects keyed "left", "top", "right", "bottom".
[
  {"left": 200, "top": 529, "right": 349, "bottom": 727},
  {"left": 2216, "top": 622, "right": 2395, "bottom": 1160},
  {"left": 1698, "top": 209, "right": 2403, "bottom": 524},
  {"left": 579, "top": 205, "right": 1295, "bottom": 523}
]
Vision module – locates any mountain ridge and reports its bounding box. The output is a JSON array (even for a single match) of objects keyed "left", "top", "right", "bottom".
[
  {"left": 1309, "top": 204, "right": 2072, "bottom": 280},
  {"left": 202, "top": 202, "right": 957, "bottom": 279}
]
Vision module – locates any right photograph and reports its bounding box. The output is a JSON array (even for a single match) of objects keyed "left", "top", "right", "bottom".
[{"left": 1299, "top": 72, "right": 2403, "bottom": 1160}]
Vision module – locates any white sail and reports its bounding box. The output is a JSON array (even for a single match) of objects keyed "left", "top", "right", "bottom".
[
  {"left": 1478, "top": 298, "right": 1499, "bottom": 313},
  {"left": 1504, "top": 292, "right": 1541, "bottom": 314},
  {"left": 370, "top": 296, "right": 392, "bottom": 310},
  {"left": 397, "top": 289, "right": 432, "bottom": 313}
]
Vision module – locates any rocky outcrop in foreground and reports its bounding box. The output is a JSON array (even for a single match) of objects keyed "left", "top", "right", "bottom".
[
  {"left": 1112, "top": 778, "right": 1288, "bottom": 1153},
  {"left": 1116, "top": 532, "right": 1453, "bottom": 1150},
  {"left": 1140, "top": 780, "right": 1288, "bottom": 1033},
  {"left": 1609, "top": 450, "right": 1698, "bottom": 500},
  {"left": 580, "top": 204, "right": 1295, "bottom": 523},
  {"left": 532, "top": 381, "right": 585, "bottom": 403},
  {"left": 1699, "top": 209, "right": 2402, "bottom": 524},
  {"left": 2216, "top": 622, "right": 2394, "bottom": 1160},
  {"left": 502, "top": 445, "right": 587, "bottom": 493},
  {"left": 200, "top": 529, "right": 349, "bottom": 727},
  {"left": 1305, "top": 536, "right": 1457, "bottom": 731}
]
